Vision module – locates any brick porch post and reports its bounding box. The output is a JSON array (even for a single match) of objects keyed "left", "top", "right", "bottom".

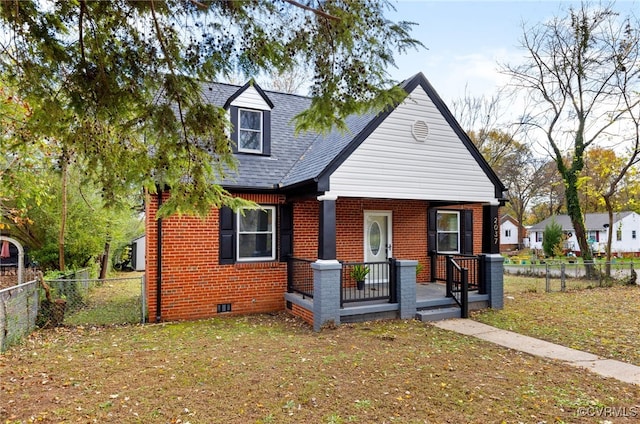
[{"left": 312, "top": 259, "right": 342, "bottom": 331}]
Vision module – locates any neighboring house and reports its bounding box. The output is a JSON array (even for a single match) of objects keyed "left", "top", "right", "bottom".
[
  {"left": 145, "top": 73, "right": 507, "bottom": 329},
  {"left": 499, "top": 214, "right": 521, "bottom": 252},
  {"left": 528, "top": 212, "right": 640, "bottom": 256},
  {"left": 130, "top": 235, "right": 145, "bottom": 272}
]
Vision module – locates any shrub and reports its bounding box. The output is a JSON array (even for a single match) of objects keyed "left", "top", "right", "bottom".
[{"left": 542, "top": 218, "right": 563, "bottom": 258}]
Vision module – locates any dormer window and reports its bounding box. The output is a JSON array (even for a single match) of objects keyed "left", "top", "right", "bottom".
[
  {"left": 225, "top": 80, "right": 274, "bottom": 156},
  {"left": 238, "top": 109, "right": 263, "bottom": 153}
]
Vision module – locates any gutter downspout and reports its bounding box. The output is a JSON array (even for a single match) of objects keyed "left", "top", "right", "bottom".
[{"left": 156, "top": 189, "right": 163, "bottom": 323}]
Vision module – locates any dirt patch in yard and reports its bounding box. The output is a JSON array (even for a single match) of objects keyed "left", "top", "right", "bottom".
[{"left": 2, "top": 314, "right": 639, "bottom": 423}]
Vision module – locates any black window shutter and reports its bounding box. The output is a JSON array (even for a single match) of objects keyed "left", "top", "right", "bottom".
[
  {"left": 462, "top": 210, "right": 474, "bottom": 254},
  {"left": 229, "top": 106, "right": 239, "bottom": 154},
  {"left": 262, "top": 110, "right": 271, "bottom": 156},
  {"left": 427, "top": 208, "right": 437, "bottom": 254},
  {"left": 279, "top": 203, "right": 293, "bottom": 261},
  {"left": 219, "top": 206, "right": 235, "bottom": 264}
]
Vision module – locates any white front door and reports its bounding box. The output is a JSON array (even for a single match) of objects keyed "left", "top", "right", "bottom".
[{"left": 364, "top": 211, "right": 392, "bottom": 263}]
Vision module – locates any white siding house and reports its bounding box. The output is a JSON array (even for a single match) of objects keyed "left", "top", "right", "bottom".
[
  {"left": 131, "top": 235, "right": 145, "bottom": 272},
  {"left": 500, "top": 215, "right": 520, "bottom": 251},
  {"left": 528, "top": 212, "right": 640, "bottom": 256}
]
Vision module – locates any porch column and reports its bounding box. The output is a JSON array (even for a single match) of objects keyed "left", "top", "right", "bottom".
[
  {"left": 482, "top": 205, "right": 500, "bottom": 254},
  {"left": 396, "top": 259, "right": 418, "bottom": 320},
  {"left": 317, "top": 194, "right": 337, "bottom": 260},
  {"left": 483, "top": 254, "right": 504, "bottom": 310},
  {"left": 312, "top": 259, "right": 342, "bottom": 331}
]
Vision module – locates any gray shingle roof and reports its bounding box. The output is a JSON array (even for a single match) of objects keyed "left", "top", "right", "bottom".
[
  {"left": 280, "top": 111, "right": 376, "bottom": 187},
  {"left": 201, "top": 73, "right": 506, "bottom": 197},
  {"left": 529, "top": 212, "right": 634, "bottom": 231},
  {"left": 201, "top": 81, "right": 317, "bottom": 189}
]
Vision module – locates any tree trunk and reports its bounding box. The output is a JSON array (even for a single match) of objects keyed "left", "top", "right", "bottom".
[
  {"left": 99, "top": 240, "right": 110, "bottom": 280},
  {"left": 58, "top": 155, "right": 68, "bottom": 271},
  {"left": 565, "top": 177, "right": 595, "bottom": 278},
  {"left": 604, "top": 197, "right": 613, "bottom": 279}
]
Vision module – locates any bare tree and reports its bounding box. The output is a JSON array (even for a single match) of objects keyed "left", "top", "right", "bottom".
[
  {"left": 502, "top": 3, "right": 640, "bottom": 276},
  {"left": 261, "top": 67, "right": 310, "bottom": 95},
  {"left": 451, "top": 91, "right": 548, "bottom": 248}
]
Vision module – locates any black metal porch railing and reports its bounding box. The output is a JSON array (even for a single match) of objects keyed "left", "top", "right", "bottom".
[
  {"left": 340, "top": 259, "right": 397, "bottom": 307},
  {"left": 445, "top": 256, "right": 469, "bottom": 318},
  {"left": 433, "top": 253, "right": 481, "bottom": 291},
  {"left": 287, "top": 257, "right": 314, "bottom": 298}
]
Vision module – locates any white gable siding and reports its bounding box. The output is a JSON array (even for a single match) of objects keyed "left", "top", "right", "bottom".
[
  {"left": 613, "top": 213, "right": 640, "bottom": 254},
  {"left": 229, "top": 86, "right": 271, "bottom": 110},
  {"left": 328, "top": 86, "right": 498, "bottom": 203},
  {"left": 501, "top": 220, "right": 519, "bottom": 245}
]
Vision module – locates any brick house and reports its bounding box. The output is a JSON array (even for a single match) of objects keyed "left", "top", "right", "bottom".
[{"left": 145, "top": 73, "right": 507, "bottom": 329}]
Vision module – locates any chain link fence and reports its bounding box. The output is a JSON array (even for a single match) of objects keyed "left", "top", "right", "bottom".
[
  {"left": 504, "top": 260, "right": 638, "bottom": 292},
  {"left": 1, "top": 271, "right": 145, "bottom": 351},
  {"left": 40, "top": 274, "right": 146, "bottom": 327},
  {"left": 0, "top": 279, "right": 38, "bottom": 352}
]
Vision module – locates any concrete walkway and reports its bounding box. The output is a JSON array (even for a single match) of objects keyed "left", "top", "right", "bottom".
[{"left": 433, "top": 319, "right": 640, "bottom": 386}]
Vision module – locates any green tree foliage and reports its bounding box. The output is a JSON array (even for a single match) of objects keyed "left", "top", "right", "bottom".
[
  {"left": 542, "top": 218, "right": 563, "bottom": 258},
  {"left": 503, "top": 3, "right": 640, "bottom": 275},
  {"left": 0, "top": 0, "right": 422, "bottom": 217},
  {"left": 9, "top": 159, "right": 142, "bottom": 272}
]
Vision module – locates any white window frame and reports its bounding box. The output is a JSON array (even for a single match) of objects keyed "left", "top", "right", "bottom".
[
  {"left": 505, "top": 229, "right": 511, "bottom": 238},
  {"left": 436, "top": 210, "right": 460, "bottom": 254},
  {"left": 238, "top": 108, "right": 263, "bottom": 153},
  {"left": 236, "top": 206, "right": 276, "bottom": 261}
]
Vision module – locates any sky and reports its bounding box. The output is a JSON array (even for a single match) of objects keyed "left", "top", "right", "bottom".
[{"left": 386, "top": 0, "right": 640, "bottom": 106}]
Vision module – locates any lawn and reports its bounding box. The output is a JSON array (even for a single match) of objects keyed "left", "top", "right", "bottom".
[
  {"left": 2, "top": 312, "right": 640, "bottom": 423},
  {"left": 62, "top": 275, "right": 144, "bottom": 326},
  {"left": 473, "top": 275, "right": 640, "bottom": 367}
]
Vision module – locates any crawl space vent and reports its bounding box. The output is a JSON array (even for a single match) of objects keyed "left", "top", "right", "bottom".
[
  {"left": 412, "top": 120, "right": 429, "bottom": 142},
  {"left": 217, "top": 303, "right": 232, "bottom": 313}
]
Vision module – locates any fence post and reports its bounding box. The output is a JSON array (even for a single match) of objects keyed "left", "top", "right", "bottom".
[
  {"left": 478, "top": 254, "right": 487, "bottom": 294},
  {"left": 286, "top": 256, "right": 293, "bottom": 293},
  {"left": 560, "top": 263, "right": 566, "bottom": 292},
  {"left": 141, "top": 275, "right": 146, "bottom": 324},
  {"left": 388, "top": 258, "right": 398, "bottom": 304},
  {"left": 445, "top": 255, "right": 453, "bottom": 298},
  {"left": 461, "top": 268, "right": 469, "bottom": 319},
  {"left": 429, "top": 250, "right": 437, "bottom": 283},
  {"left": 545, "top": 262, "right": 551, "bottom": 293}
]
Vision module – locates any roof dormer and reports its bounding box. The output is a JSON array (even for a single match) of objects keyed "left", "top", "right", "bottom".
[{"left": 225, "top": 80, "right": 274, "bottom": 156}]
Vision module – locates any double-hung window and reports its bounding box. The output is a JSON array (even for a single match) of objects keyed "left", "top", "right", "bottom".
[
  {"left": 238, "top": 109, "right": 262, "bottom": 153},
  {"left": 436, "top": 211, "right": 460, "bottom": 253},
  {"left": 237, "top": 206, "right": 275, "bottom": 261}
]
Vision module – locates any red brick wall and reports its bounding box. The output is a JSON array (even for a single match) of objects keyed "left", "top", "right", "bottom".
[
  {"left": 146, "top": 191, "right": 486, "bottom": 321},
  {"left": 146, "top": 192, "right": 287, "bottom": 322},
  {"left": 288, "top": 302, "right": 314, "bottom": 326},
  {"left": 288, "top": 198, "right": 483, "bottom": 283}
]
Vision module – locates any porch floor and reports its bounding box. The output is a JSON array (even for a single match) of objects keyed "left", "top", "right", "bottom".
[
  {"left": 341, "top": 282, "right": 488, "bottom": 311},
  {"left": 341, "top": 282, "right": 447, "bottom": 304}
]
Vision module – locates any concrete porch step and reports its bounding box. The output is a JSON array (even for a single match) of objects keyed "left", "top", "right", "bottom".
[{"left": 416, "top": 306, "right": 461, "bottom": 322}]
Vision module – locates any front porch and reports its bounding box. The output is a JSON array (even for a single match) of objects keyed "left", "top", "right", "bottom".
[{"left": 285, "top": 255, "right": 503, "bottom": 331}]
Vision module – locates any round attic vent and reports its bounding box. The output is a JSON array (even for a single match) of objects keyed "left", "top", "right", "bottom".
[{"left": 412, "top": 120, "right": 429, "bottom": 142}]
